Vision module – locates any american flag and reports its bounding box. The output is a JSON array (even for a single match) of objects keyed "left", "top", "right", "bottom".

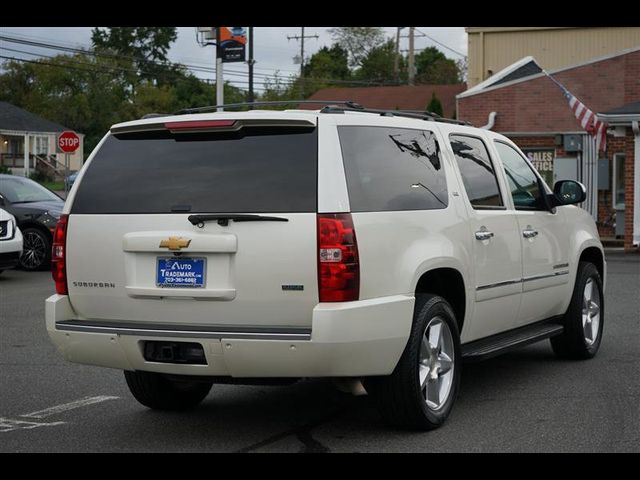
[{"left": 547, "top": 74, "right": 607, "bottom": 152}]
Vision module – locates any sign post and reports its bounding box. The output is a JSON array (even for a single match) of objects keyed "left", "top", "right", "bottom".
[
  {"left": 57, "top": 131, "right": 80, "bottom": 196},
  {"left": 216, "top": 28, "right": 223, "bottom": 111}
]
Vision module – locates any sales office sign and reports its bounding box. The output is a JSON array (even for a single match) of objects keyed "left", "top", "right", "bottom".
[{"left": 523, "top": 148, "right": 555, "bottom": 186}]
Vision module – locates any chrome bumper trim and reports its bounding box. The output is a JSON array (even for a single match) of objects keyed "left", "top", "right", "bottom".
[{"left": 55, "top": 320, "right": 312, "bottom": 341}]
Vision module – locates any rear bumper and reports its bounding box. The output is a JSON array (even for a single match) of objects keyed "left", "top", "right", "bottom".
[
  {"left": 0, "top": 251, "right": 21, "bottom": 269},
  {"left": 45, "top": 294, "right": 415, "bottom": 377},
  {"left": 0, "top": 230, "right": 23, "bottom": 269}
]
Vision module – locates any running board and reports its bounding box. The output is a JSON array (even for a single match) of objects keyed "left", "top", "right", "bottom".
[{"left": 462, "top": 320, "right": 564, "bottom": 362}]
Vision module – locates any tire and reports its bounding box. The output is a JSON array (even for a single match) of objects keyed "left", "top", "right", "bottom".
[
  {"left": 19, "top": 227, "right": 51, "bottom": 271},
  {"left": 124, "top": 370, "right": 213, "bottom": 411},
  {"left": 550, "top": 261, "right": 604, "bottom": 359},
  {"left": 365, "top": 294, "right": 461, "bottom": 430}
]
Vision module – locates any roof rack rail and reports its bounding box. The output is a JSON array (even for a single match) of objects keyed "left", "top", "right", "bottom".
[
  {"left": 318, "top": 106, "right": 470, "bottom": 126},
  {"left": 140, "top": 112, "right": 170, "bottom": 120},
  {"left": 173, "top": 100, "right": 364, "bottom": 115}
]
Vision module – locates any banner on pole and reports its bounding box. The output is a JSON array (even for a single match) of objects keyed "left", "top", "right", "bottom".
[{"left": 217, "top": 27, "right": 246, "bottom": 63}]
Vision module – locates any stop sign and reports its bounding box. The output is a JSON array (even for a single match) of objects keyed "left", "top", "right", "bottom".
[{"left": 58, "top": 131, "right": 80, "bottom": 153}]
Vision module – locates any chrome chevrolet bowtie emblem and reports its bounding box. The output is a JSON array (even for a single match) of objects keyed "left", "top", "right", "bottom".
[{"left": 159, "top": 237, "right": 191, "bottom": 251}]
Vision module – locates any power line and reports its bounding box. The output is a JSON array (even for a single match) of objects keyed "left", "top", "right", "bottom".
[
  {"left": 1, "top": 29, "right": 303, "bottom": 75},
  {"left": 0, "top": 34, "right": 403, "bottom": 88},
  {"left": 0, "top": 47, "right": 395, "bottom": 91},
  {"left": 414, "top": 28, "right": 466, "bottom": 58},
  {"left": 0, "top": 54, "right": 356, "bottom": 93}
]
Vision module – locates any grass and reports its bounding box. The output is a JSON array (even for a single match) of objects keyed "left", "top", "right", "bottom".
[{"left": 41, "top": 181, "right": 65, "bottom": 191}]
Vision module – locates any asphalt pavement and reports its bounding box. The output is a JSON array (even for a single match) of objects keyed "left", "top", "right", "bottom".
[{"left": 0, "top": 254, "right": 638, "bottom": 452}]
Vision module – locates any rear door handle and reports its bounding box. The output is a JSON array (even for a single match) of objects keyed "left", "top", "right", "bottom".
[
  {"left": 475, "top": 230, "right": 494, "bottom": 241},
  {"left": 523, "top": 228, "right": 539, "bottom": 238}
]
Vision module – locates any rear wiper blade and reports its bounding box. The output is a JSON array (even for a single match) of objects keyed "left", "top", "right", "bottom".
[{"left": 187, "top": 214, "right": 289, "bottom": 227}]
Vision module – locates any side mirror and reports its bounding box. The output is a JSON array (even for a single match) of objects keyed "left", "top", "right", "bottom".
[{"left": 550, "top": 180, "right": 586, "bottom": 207}]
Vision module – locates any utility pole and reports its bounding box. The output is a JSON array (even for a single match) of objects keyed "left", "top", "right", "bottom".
[
  {"left": 408, "top": 27, "right": 415, "bottom": 86},
  {"left": 248, "top": 26, "right": 255, "bottom": 107},
  {"left": 394, "top": 27, "right": 404, "bottom": 83},
  {"left": 287, "top": 27, "right": 318, "bottom": 98},
  {"left": 400, "top": 27, "right": 425, "bottom": 86}
]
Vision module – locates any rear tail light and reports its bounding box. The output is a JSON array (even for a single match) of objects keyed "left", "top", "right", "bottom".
[
  {"left": 317, "top": 213, "right": 360, "bottom": 302},
  {"left": 51, "top": 214, "right": 69, "bottom": 295}
]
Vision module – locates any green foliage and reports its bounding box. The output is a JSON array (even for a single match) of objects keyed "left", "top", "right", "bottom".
[
  {"left": 303, "top": 45, "right": 350, "bottom": 81},
  {"left": 328, "top": 27, "right": 386, "bottom": 68},
  {"left": 354, "top": 39, "right": 405, "bottom": 84},
  {"left": 28, "top": 170, "right": 53, "bottom": 183},
  {"left": 414, "top": 47, "right": 461, "bottom": 84},
  {"left": 91, "top": 27, "right": 178, "bottom": 85},
  {"left": 426, "top": 92, "right": 444, "bottom": 116},
  {"left": 259, "top": 72, "right": 299, "bottom": 106},
  {"left": 297, "top": 44, "right": 352, "bottom": 98},
  {"left": 0, "top": 46, "right": 247, "bottom": 157},
  {"left": 0, "top": 165, "right": 12, "bottom": 174},
  {"left": 0, "top": 53, "right": 133, "bottom": 154}
]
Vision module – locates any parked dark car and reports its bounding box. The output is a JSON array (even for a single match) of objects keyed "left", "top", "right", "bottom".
[
  {"left": 0, "top": 174, "right": 64, "bottom": 270},
  {"left": 65, "top": 171, "right": 78, "bottom": 190}
]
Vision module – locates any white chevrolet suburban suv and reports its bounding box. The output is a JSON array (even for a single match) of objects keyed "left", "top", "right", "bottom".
[{"left": 45, "top": 102, "right": 605, "bottom": 430}]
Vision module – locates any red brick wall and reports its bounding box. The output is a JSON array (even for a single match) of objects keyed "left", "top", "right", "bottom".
[
  {"left": 624, "top": 51, "right": 640, "bottom": 104},
  {"left": 458, "top": 49, "right": 640, "bottom": 132}
]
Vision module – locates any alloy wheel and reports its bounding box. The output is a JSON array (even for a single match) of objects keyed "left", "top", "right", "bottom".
[
  {"left": 20, "top": 231, "right": 47, "bottom": 270},
  {"left": 419, "top": 316, "right": 455, "bottom": 410},
  {"left": 582, "top": 278, "right": 601, "bottom": 345}
]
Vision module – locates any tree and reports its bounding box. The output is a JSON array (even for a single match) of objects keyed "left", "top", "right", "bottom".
[
  {"left": 91, "top": 27, "right": 179, "bottom": 85},
  {"left": 328, "top": 27, "right": 385, "bottom": 68},
  {"left": 296, "top": 44, "right": 352, "bottom": 98},
  {"left": 426, "top": 92, "right": 443, "bottom": 116},
  {"left": 414, "top": 47, "right": 461, "bottom": 84},
  {"left": 259, "top": 72, "right": 299, "bottom": 106},
  {"left": 355, "top": 39, "right": 404, "bottom": 84},
  {"left": 0, "top": 53, "right": 247, "bottom": 155},
  {"left": 0, "top": 53, "right": 133, "bottom": 154},
  {"left": 303, "top": 45, "right": 350, "bottom": 81}
]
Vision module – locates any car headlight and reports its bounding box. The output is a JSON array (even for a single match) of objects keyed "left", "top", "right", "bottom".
[{"left": 46, "top": 210, "right": 61, "bottom": 220}]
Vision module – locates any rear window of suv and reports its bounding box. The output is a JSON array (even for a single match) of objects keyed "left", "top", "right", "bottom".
[
  {"left": 71, "top": 126, "right": 318, "bottom": 214},
  {"left": 338, "top": 126, "right": 448, "bottom": 212}
]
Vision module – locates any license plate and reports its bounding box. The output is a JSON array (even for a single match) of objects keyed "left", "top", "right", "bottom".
[{"left": 156, "top": 257, "right": 206, "bottom": 288}]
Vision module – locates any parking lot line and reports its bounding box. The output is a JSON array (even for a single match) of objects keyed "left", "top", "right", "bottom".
[
  {"left": 0, "top": 418, "right": 66, "bottom": 433},
  {"left": 20, "top": 396, "right": 120, "bottom": 419}
]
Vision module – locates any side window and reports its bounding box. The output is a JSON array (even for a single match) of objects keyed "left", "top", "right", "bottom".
[
  {"left": 494, "top": 141, "right": 546, "bottom": 210},
  {"left": 449, "top": 134, "right": 504, "bottom": 209},
  {"left": 338, "top": 126, "right": 448, "bottom": 212}
]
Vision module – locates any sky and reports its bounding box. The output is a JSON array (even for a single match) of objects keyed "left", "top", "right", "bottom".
[{"left": 0, "top": 27, "right": 467, "bottom": 93}]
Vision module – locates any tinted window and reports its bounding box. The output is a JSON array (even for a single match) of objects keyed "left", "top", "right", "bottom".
[
  {"left": 494, "top": 141, "right": 546, "bottom": 210},
  {"left": 338, "top": 126, "right": 448, "bottom": 212},
  {"left": 450, "top": 135, "right": 503, "bottom": 209},
  {"left": 71, "top": 127, "right": 318, "bottom": 214},
  {"left": 0, "top": 175, "right": 61, "bottom": 203}
]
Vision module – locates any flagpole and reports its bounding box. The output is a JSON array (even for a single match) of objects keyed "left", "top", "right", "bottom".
[{"left": 542, "top": 69, "right": 568, "bottom": 93}]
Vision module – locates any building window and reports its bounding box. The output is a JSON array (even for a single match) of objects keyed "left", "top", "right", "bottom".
[
  {"left": 34, "top": 136, "right": 49, "bottom": 155},
  {"left": 613, "top": 153, "right": 625, "bottom": 209}
]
